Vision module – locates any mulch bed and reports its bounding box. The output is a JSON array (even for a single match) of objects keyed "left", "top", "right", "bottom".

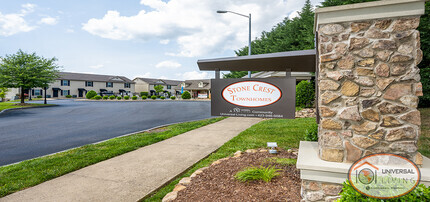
[{"left": 174, "top": 149, "right": 301, "bottom": 201}]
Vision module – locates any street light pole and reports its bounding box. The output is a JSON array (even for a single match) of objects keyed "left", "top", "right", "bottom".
[{"left": 217, "top": 10, "right": 252, "bottom": 78}]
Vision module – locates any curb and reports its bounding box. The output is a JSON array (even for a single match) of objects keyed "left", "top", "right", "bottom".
[
  {"left": 0, "top": 104, "right": 57, "bottom": 116},
  {"left": 0, "top": 117, "right": 222, "bottom": 168}
]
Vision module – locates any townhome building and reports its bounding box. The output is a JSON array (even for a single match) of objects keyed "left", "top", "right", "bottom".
[
  {"left": 5, "top": 72, "right": 135, "bottom": 100},
  {"left": 174, "top": 79, "right": 211, "bottom": 99},
  {"left": 133, "top": 78, "right": 182, "bottom": 96}
]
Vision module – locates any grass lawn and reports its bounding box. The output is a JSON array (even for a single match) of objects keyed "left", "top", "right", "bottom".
[
  {"left": 0, "top": 102, "right": 52, "bottom": 111},
  {"left": 418, "top": 108, "right": 430, "bottom": 157},
  {"left": 144, "top": 117, "right": 316, "bottom": 201},
  {"left": 0, "top": 117, "right": 226, "bottom": 198}
]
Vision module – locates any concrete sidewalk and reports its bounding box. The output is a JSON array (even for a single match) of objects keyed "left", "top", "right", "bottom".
[{"left": 1, "top": 117, "right": 262, "bottom": 202}]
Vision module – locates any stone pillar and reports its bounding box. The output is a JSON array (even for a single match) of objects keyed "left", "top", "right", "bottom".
[{"left": 318, "top": 15, "right": 423, "bottom": 163}]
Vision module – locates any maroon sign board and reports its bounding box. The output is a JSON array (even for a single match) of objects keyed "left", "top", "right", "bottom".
[{"left": 211, "top": 78, "right": 296, "bottom": 119}]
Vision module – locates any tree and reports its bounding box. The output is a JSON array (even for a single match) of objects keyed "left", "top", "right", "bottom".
[
  {"left": 0, "top": 88, "right": 8, "bottom": 102},
  {"left": 154, "top": 85, "right": 164, "bottom": 95},
  {"left": 223, "top": 0, "right": 315, "bottom": 78},
  {"left": 0, "top": 50, "right": 60, "bottom": 104}
]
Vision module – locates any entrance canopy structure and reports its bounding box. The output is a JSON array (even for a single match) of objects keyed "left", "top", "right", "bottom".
[{"left": 197, "top": 49, "right": 316, "bottom": 73}]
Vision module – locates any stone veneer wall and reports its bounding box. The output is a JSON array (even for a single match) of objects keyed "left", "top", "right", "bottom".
[
  {"left": 317, "top": 17, "right": 424, "bottom": 163},
  {"left": 301, "top": 180, "right": 343, "bottom": 202}
]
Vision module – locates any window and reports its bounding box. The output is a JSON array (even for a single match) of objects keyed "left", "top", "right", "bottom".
[
  {"left": 167, "top": 85, "right": 171, "bottom": 89},
  {"left": 34, "top": 89, "right": 42, "bottom": 96},
  {"left": 106, "top": 82, "right": 113, "bottom": 87},
  {"left": 62, "top": 90, "right": 70, "bottom": 96},
  {"left": 86, "top": 81, "right": 93, "bottom": 87},
  {"left": 124, "top": 83, "right": 131, "bottom": 88},
  {"left": 61, "top": 80, "right": 70, "bottom": 86}
]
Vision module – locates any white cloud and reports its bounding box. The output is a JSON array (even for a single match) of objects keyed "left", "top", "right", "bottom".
[
  {"left": 134, "top": 72, "right": 152, "bottom": 78},
  {"left": 66, "top": 28, "right": 74, "bottom": 33},
  {"left": 39, "top": 17, "right": 58, "bottom": 25},
  {"left": 82, "top": 0, "right": 322, "bottom": 57},
  {"left": 0, "top": 4, "right": 37, "bottom": 36},
  {"left": 159, "top": 39, "right": 169, "bottom": 44},
  {"left": 178, "top": 71, "right": 211, "bottom": 80},
  {"left": 89, "top": 64, "right": 104, "bottom": 69},
  {"left": 155, "top": 60, "right": 181, "bottom": 69}
]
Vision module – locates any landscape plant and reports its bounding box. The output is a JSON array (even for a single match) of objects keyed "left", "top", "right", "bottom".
[
  {"left": 170, "top": 96, "right": 176, "bottom": 100},
  {"left": 86, "top": 90, "right": 97, "bottom": 99},
  {"left": 304, "top": 121, "right": 318, "bottom": 141},
  {"left": 235, "top": 165, "right": 281, "bottom": 183},
  {"left": 124, "top": 96, "right": 129, "bottom": 100},
  {"left": 36, "top": 95, "right": 42, "bottom": 98},
  {"left": 142, "top": 95, "right": 147, "bottom": 100},
  {"left": 94, "top": 95, "right": 102, "bottom": 100},
  {"left": 117, "top": 96, "right": 122, "bottom": 100},
  {"left": 109, "top": 95, "right": 115, "bottom": 100},
  {"left": 181, "top": 91, "right": 191, "bottom": 99},
  {"left": 0, "top": 50, "right": 60, "bottom": 104},
  {"left": 132, "top": 96, "right": 137, "bottom": 100},
  {"left": 154, "top": 85, "right": 164, "bottom": 96},
  {"left": 65, "top": 95, "right": 72, "bottom": 98},
  {"left": 296, "top": 80, "right": 315, "bottom": 108},
  {"left": 103, "top": 96, "right": 108, "bottom": 100},
  {"left": 160, "top": 96, "right": 165, "bottom": 100},
  {"left": 0, "top": 88, "right": 8, "bottom": 102},
  {"left": 140, "top": 92, "right": 148, "bottom": 97},
  {"left": 151, "top": 95, "right": 157, "bottom": 100}
]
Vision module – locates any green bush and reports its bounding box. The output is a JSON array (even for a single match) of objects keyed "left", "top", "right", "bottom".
[
  {"left": 109, "top": 95, "right": 115, "bottom": 100},
  {"left": 117, "top": 96, "right": 122, "bottom": 100},
  {"left": 419, "top": 68, "right": 430, "bottom": 108},
  {"left": 296, "top": 80, "right": 315, "bottom": 108},
  {"left": 304, "top": 121, "right": 318, "bottom": 141},
  {"left": 338, "top": 180, "right": 430, "bottom": 201},
  {"left": 142, "top": 95, "right": 147, "bottom": 100},
  {"left": 124, "top": 96, "right": 130, "bottom": 100},
  {"left": 160, "top": 96, "right": 165, "bottom": 100},
  {"left": 181, "top": 91, "right": 191, "bottom": 99},
  {"left": 132, "top": 96, "right": 137, "bottom": 100},
  {"left": 151, "top": 95, "right": 157, "bottom": 100},
  {"left": 66, "top": 95, "right": 72, "bottom": 98},
  {"left": 156, "top": 95, "right": 161, "bottom": 98},
  {"left": 94, "top": 95, "right": 102, "bottom": 100},
  {"left": 103, "top": 96, "right": 108, "bottom": 100},
  {"left": 36, "top": 95, "right": 43, "bottom": 98},
  {"left": 86, "top": 90, "right": 97, "bottom": 99},
  {"left": 140, "top": 92, "right": 149, "bottom": 97},
  {"left": 235, "top": 165, "right": 281, "bottom": 183},
  {"left": 170, "top": 96, "right": 176, "bottom": 100}
]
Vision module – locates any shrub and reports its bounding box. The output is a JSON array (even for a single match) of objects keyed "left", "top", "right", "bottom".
[
  {"left": 142, "top": 95, "right": 147, "bottom": 100},
  {"left": 103, "top": 96, "right": 108, "bottom": 100},
  {"left": 36, "top": 95, "right": 43, "bottom": 98},
  {"left": 296, "top": 80, "right": 315, "bottom": 108},
  {"left": 338, "top": 180, "right": 430, "bottom": 201},
  {"left": 66, "top": 95, "right": 72, "bottom": 98},
  {"left": 117, "top": 96, "right": 122, "bottom": 100},
  {"left": 181, "top": 91, "right": 191, "bottom": 99},
  {"left": 86, "top": 90, "right": 97, "bottom": 99},
  {"left": 160, "top": 96, "right": 165, "bottom": 100},
  {"left": 132, "top": 96, "right": 137, "bottom": 100},
  {"left": 235, "top": 165, "right": 281, "bottom": 182},
  {"left": 419, "top": 68, "right": 430, "bottom": 108},
  {"left": 94, "top": 95, "right": 102, "bottom": 100},
  {"left": 156, "top": 95, "right": 161, "bottom": 98},
  {"left": 304, "top": 121, "right": 318, "bottom": 141},
  {"left": 140, "top": 92, "right": 149, "bottom": 97},
  {"left": 151, "top": 95, "right": 157, "bottom": 100},
  {"left": 109, "top": 95, "right": 115, "bottom": 100},
  {"left": 124, "top": 96, "right": 130, "bottom": 100},
  {"left": 170, "top": 96, "right": 176, "bottom": 100}
]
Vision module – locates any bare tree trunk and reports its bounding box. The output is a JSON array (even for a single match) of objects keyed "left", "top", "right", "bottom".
[{"left": 21, "top": 88, "right": 25, "bottom": 104}]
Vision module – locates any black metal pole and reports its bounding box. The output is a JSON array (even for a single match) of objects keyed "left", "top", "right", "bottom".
[{"left": 44, "top": 87, "right": 47, "bottom": 104}]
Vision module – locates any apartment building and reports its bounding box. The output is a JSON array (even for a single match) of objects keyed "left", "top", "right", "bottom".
[
  {"left": 133, "top": 78, "right": 182, "bottom": 96},
  {"left": 175, "top": 79, "right": 211, "bottom": 99}
]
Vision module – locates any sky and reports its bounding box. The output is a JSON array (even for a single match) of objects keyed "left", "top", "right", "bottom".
[{"left": 0, "top": 0, "right": 323, "bottom": 81}]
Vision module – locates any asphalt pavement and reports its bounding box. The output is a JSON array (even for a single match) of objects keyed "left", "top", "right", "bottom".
[{"left": 0, "top": 100, "right": 212, "bottom": 166}]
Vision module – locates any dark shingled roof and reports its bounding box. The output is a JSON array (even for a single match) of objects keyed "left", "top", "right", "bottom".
[
  {"left": 134, "top": 78, "right": 182, "bottom": 86},
  {"left": 58, "top": 72, "right": 134, "bottom": 83}
]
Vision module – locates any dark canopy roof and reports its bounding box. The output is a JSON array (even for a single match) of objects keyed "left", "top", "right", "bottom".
[{"left": 197, "top": 49, "right": 316, "bottom": 72}]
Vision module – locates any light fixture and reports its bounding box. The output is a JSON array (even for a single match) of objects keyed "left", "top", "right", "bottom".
[{"left": 267, "top": 142, "right": 278, "bottom": 154}]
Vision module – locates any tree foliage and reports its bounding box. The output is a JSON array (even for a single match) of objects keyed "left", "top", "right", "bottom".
[
  {"left": 154, "top": 85, "right": 164, "bottom": 94},
  {"left": 0, "top": 50, "right": 60, "bottom": 103},
  {"left": 0, "top": 88, "right": 8, "bottom": 101}
]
